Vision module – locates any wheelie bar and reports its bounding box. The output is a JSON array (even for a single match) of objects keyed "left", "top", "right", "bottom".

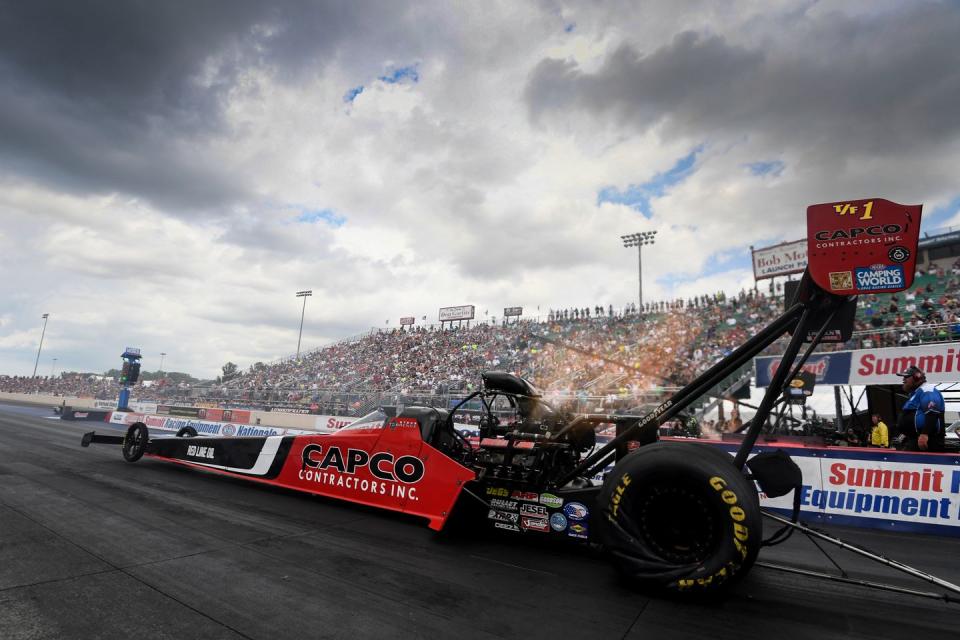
[
  {"left": 762, "top": 510, "right": 960, "bottom": 602},
  {"left": 80, "top": 431, "right": 124, "bottom": 447}
]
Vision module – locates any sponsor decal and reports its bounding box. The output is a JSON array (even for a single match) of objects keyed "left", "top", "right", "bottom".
[
  {"left": 488, "top": 509, "right": 520, "bottom": 523},
  {"left": 520, "top": 504, "right": 547, "bottom": 517},
  {"left": 74, "top": 412, "right": 88, "bottom": 418},
  {"left": 829, "top": 271, "right": 853, "bottom": 290},
  {"left": 510, "top": 490, "right": 539, "bottom": 502},
  {"left": 494, "top": 522, "right": 520, "bottom": 532},
  {"left": 298, "top": 444, "right": 424, "bottom": 502},
  {"left": 567, "top": 522, "right": 588, "bottom": 539},
  {"left": 187, "top": 445, "right": 215, "bottom": 460},
  {"left": 222, "top": 424, "right": 236, "bottom": 436},
  {"left": 813, "top": 223, "right": 903, "bottom": 246},
  {"left": 521, "top": 516, "right": 549, "bottom": 533},
  {"left": 490, "top": 498, "right": 518, "bottom": 511},
  {"left": 563, "top": 502, "right": 589, "bottom": 521},
  {"left": 539, "top": 493, "right": 564, "bottom": 509},
  {"left": 486, "top": 487, "right": 510, "bottom": 498},
  {"left": 389, "top": 417, "right": 419, "bottom": 429},
  {"left": 854, "top": 264, "right": 904, "bottom": 291},
  {"left": 549, "top": 512, "right": 568, "bottom": 532},
  {"left": 888, "top": 245, "right": 910, "bottom": 263}
]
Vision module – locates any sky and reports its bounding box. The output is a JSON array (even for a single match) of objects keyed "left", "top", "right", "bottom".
[{"left": 2, "top": 0, "right": 960, "bottom": 379}]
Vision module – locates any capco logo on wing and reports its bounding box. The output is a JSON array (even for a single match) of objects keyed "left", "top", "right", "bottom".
[
  {"left": 814, "top": 224, "right": 902, "bottom": 241},
  {"left": 300, "top": 444, "right": 424, "bottom": 483}
]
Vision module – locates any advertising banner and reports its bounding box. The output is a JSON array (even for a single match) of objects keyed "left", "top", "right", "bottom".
[
  {"left": 752, "top": 239, "right": 807, "bottom": 280},
  {"left": 807, "top": 198, "right": 922, "bottom": 295},
  {"left": 314, "top": 414, "right": 356, "bottom": 430},
  {"left": 503, "top": 306, "right": 523, "bottom": 317},
  {"left": 400, "top": 316, "right": 415, "bottom": 326},
  {"left": 197, "top": 408, "right": 252, "bottom": 424},
  {"left": 439, "top": 305, "right": 475, "bottom": 321},
  {"left": 754, "top": 351, "right": 853, "bottom": 387},
  {"left": 850, "top": 343, "right": 960, "bottom": 385},
  {"left": 706, "top": 443, "right": 960, "bottom": 536},
  {"left": 755, "top": 343, "right": 960, "bottom": 387},
  {"left": 107, "top": 412, "right": 310, "bottom": 437},
  {"left": 157, "top": 405, "right": 202, "bottom": 418}
]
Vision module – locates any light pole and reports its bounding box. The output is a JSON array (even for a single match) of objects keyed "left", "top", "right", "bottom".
[
  {"left": 621, "top": 231, "right": 657, "bottom": 309},
  {"left": 159, "top": 352, "right": 166, "bottom": 376},
  {"left": 32, "top": 313, "right": 50, "bottom": 378},
  {"left": 50, "top": 357, "right": 58, "bottom": 378},
  {"left": 295, "top": 290, "right": 313, "bottom": 358}
]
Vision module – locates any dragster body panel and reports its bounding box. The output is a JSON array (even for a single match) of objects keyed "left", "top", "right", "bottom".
[{"left": 146, "top": 423, "right": 475, "bottom": 530}]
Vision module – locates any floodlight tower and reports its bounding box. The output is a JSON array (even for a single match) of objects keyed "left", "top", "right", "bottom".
[
  {"left": 31, "top": 313, "right": 50, "bottom": 378},
  {"left": 295, "top": 290, "right": 313, "bottom": 359},
  {"left": 621, "top": 231, "right": 658, "bottom": 309}
]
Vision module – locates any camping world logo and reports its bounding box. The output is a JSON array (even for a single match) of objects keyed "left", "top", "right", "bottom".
[{"left": 854, "top": 263, "right": 904, "bottom": 291}]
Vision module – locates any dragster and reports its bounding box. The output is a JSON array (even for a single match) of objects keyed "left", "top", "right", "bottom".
[{"left": 81, "top": 198, "right": 960, "bottom": 601}]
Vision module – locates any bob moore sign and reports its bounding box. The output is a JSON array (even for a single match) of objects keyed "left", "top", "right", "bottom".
[
  {"left": 752, "top": 239, "right": 807, "bottom": 280},
  {"left": 439, "top": 305, "right": 475, "bottom": 322}
]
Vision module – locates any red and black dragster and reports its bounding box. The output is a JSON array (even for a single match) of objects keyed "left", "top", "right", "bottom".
[{"left": 81, "top": 199, "right": 960, "bottom": 602}]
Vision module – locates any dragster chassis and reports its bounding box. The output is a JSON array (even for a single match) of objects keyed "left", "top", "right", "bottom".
[{"left": 81, "top": 198, "right": 960, "bottom": 602}]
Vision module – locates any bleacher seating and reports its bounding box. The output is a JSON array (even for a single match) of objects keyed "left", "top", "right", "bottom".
[{"left": 5, "top": 264, "right": 960, "bottom": 411}]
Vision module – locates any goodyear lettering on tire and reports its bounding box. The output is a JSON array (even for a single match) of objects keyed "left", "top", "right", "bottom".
[
  {"left": 608, "top": 473, "right": 632, "bottom": 519},
  {"left": 674, "top": 475, "right": 750, "bottom": 591}
]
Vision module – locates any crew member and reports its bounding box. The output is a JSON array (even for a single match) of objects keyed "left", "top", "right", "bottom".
[
  {"left": 897, "top": 366, "right": 945, "bottom": 452},
  {"left": 869, "top": 413, "right": 889, "bottom": 448}
]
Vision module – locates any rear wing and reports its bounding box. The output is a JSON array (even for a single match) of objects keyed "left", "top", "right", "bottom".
[{"left": 807, "top": 198, "right": 922, "bottom": 295}]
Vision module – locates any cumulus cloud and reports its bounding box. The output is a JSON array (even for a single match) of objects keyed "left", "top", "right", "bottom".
[{"left": 1, "top": 1, "right": 959, "bottom": 377}]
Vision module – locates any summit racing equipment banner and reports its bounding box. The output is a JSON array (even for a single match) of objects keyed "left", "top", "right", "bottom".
[
  {"left": 107, "top": 412, "right": 318, "bottom": 437},
  {"left": 850, "top": 343, "right": 960, "bottom": 385},
  {"left": 755, "top": 343, "right": 960, "bottom": 387},
  {"left": 752, "top": 239, "right": 807, "bottom": 280},
  {"left": 807, "top": 198, "right": 922, "bottom": 295},
  {"left": 706, "top": 443, "right": 960, "bottom": 536}
]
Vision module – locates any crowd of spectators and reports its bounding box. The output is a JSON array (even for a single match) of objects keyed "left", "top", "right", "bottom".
[
  {"left": 0, "top": 373, "right": 118, "bottom": 398},
  {"left": 5, "top": 262, "right": 960, "bottom": 411}
]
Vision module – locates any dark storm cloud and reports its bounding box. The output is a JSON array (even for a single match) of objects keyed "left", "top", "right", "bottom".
[
  {"left": 0, "top": 0, "right": 407, "bottom": 212},
  {"left": 524, "top": 4, "right": 960, "bottom": 156}
]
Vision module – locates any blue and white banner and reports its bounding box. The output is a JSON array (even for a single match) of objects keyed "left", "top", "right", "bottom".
[
  {"left": 754, "top": 351, "right": 853, "bottom": 387},
  {"left": 705, "top": 442, "right": 960, "bottom": 536},
  {"left": 755, "top": 342, "right": 960, "bottom": 387}
]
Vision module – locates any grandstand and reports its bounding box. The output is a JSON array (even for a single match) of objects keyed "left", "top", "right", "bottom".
[{"left": 5, "top": 247, "right": 960, "bottom": 419}]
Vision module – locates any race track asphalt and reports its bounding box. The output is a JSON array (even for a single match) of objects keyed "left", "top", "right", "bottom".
[{"left": 0, "top": 403, "right": 958, "bottom": 639}]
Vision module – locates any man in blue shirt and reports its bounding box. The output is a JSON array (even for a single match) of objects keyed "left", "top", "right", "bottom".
[{"left": 897, "top": 365, "right": 946, "bottom": 452}]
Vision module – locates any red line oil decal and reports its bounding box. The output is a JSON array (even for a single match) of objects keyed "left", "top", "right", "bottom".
[{"left": 807, "top": 198, "right": 922, "bottom": 295}]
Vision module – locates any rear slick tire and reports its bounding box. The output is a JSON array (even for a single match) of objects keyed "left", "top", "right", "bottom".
[{"left": 596, "top": 442, "right": 761, "bottom": 598}]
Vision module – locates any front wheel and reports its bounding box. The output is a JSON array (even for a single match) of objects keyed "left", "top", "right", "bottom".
[
  {"left": 122, "top": 423, "right": 149, "bottom": 462},
  {"left": 596, "top": 442, "right": 761, "bottom": 598}
]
